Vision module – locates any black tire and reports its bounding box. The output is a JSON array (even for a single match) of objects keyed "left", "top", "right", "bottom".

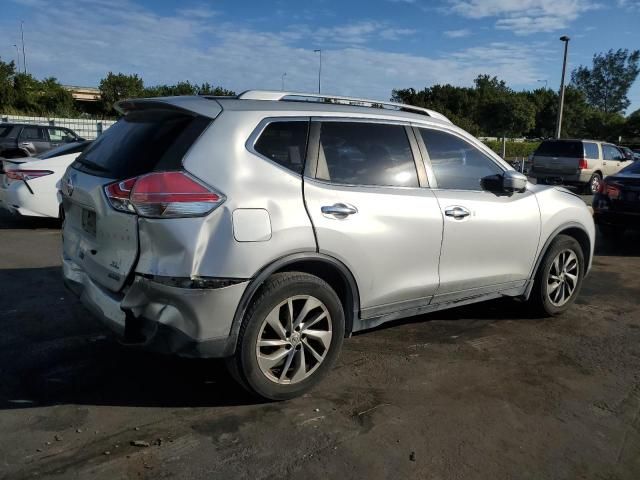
[
  {"left": 228, "top": 272, "right": 345, "bottom": 401},
  {"left": 598, "top": 224, "right": 625, "bottom": 240},
  {"left": 529, "top": 234, "right": 585, "bottom": 316},
  {"left": 588, "top": 173, "right": 602, "bottom": 194}
]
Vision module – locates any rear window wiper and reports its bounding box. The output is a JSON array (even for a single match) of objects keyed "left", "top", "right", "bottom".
[{"left": 74, "top": 157, "right": 109, "bottom": 172}]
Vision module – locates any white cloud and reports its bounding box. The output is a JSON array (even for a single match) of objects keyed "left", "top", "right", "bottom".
[
  {"left": 617, "top": 0, "right": 640, "bottom": 9},
  {"left": 446, "top": 0, "right": 600, "bottom": 34},
  {"left": 444, "top": 28, "right": 472, "bottom": 38},
  {"left": 1, "top": 0, "right": 543, "bottom": 101}
]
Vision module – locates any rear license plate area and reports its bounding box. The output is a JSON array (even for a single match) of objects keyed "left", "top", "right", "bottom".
[{"left": 81, "top": 209, "right": 97, "bottom": 236}]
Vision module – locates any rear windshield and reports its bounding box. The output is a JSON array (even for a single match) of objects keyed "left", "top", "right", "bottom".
[
  {"left": 535, "top": 140, "right": 584, "bottom": 158},
  {"left": 72, "top": 109, "right": 211, "bottom": 178},
  {"left": 38, "top": 141, "right": 91, "bottom": 159},
  {"left": 0, "top": 126, "right": 12, "bottom": 138}
]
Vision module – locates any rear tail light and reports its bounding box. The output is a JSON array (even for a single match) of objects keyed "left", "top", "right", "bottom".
[
  {"left": 6, "top": 169, "right": 54, "bottom": 181},
  {"left": 104, "top": 171, "right": 224, "bottom": 218},
  {"left": 578, "top": 158, "right": 588, "bottom": 170},
  {"left": 598, "top": 180, "right": 621, "bottom": 200}
]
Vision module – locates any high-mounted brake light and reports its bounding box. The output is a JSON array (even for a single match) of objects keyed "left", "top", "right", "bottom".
[
  {"left": 578, "top": 158, "right": 588, "bottom": 170},
  {"left": 6, "top": 169, "right": 53, "bottom": 181},
  {"left": 104, "top": 171, "right": 224, "bottom": 218}
]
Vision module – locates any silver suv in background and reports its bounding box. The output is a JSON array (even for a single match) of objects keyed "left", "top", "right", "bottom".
[
  {"left": 530, "top": 139, "right": 633, "bottom": 194},
  {"left": 61, "top": 91, "right": 595, "bottom": 400}
]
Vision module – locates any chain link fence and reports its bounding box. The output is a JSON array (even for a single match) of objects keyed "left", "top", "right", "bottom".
[{"left": 0, "top": 114, "right": 115, "bottom": 139}]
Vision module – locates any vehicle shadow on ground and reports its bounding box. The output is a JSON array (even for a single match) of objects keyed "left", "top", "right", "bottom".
[
  {"left": 0, "top": 266, "right": 257, "bottom": 410},
  {"left": 0, "top": 211, "right": 60, "bottom": 230}
]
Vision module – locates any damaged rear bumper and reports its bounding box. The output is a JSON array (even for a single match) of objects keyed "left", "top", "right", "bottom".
[{"left": 62, "top": 254, "right": 248, "bottom": 358}]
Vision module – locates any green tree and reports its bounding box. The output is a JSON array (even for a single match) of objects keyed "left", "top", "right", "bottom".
[
  {"left": 38, "top": 77, "right": 76, "bottom": 116},
  {"left": 480, "top": 93, "right": 535, "bottom": 138},
  {"left": 99, "top": 72, "right": 144, "bottom": 113},
  {"left": 0, "top": 58, "right": 17, "bottom": 111},
  {"left": 571, "top": 48, "right": 640, "bottom": 114}
]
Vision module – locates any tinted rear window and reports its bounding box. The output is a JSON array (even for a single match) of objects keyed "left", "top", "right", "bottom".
[
  {"left": 73, "top": 110, "right": 211, "bottom": 178},
  {"left": 584, "top": 142, "right": 599, "bottom": 159},
  {"left": 535, "top": 140, "right": 584, "bottom": 158},
  {"left": 254, "top": 121, "right": 308, "bottom": 173}
]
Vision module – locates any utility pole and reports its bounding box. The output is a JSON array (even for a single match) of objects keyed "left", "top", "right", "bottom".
[
  {"left": 281, "top": 72, "right": 286, "bottom": 91},
  {"left": 555, "top": 35, "right": 570, "bottom": 139},
  {"left": 20, "top": 21, "right": 27, "bottom": 74},
  {"left": 314, "top": 49, "right": 322, "bottom": 94}
]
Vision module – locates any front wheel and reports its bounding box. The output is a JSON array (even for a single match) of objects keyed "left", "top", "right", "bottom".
[
  {"left": 529, "top": 234, "right": 585, "bottom": 316},
  {"left": 228, "top": 272, "right": 345, "bottom": 401}
]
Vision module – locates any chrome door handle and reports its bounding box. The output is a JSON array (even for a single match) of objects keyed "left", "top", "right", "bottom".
[
  {"left": 444, "top": 206, "right": 470, "bottom": 219},
  {"left": 321, "top": 203, "right": 358, "bottom": 218}
]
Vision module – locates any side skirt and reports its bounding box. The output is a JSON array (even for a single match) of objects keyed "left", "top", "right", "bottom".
[{"left": 353, "top": 285, "right": 526, "bottom": 333}]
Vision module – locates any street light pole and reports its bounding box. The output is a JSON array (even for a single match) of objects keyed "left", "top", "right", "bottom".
[
  {"left": 314, "top": 49, "right": 322, "bottom": 94},
  {"left": 537, "top": 79, "right": 548, "bottom": 89},
  {"left": 12, "top": 44, "right": 20, "bottom": 72},
  {"left": 555, "top": 35, "right": 570, "bottom": 139},
  {"left": 281, "top": 72, "right": 287, "bottom": 91},
  {"left": 20, "top": 20, "right": 27, "bottom": 74}
]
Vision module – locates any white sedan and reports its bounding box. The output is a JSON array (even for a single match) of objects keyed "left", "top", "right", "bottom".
[{"left": 0, "top": 141, "right": 90, "bottom": 219}]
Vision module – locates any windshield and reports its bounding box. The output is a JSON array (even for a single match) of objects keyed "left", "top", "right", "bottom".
[{"left": 37, "top": 141, "right": 91, "bottom": 159}]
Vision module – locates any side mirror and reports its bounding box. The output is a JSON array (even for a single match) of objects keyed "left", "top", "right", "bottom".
[
  {"left": 503, "top": 170, "right": 528, "bottom": 193},
  {"left": 481, "top": 171, "right": 528, "bottom": 194}
]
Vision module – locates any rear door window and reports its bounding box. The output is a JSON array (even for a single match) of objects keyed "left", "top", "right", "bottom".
[
  {"left": 535, "top": 140, "right": 583, "bottom": 158},
  {"left": 584, "top": 142, "right": 599, "bottom": 159},
  {"left": 20, "top": 126, "right": 46, "bottom": 141},
  {"left": 315, "top": 121, "right": 418, "bottom": 187},
  {"left": 73, "top": 110, "right": 211, "bottom": 179},
  {"left": 254, "top": 121, "right": 309, "bottom": 174}
]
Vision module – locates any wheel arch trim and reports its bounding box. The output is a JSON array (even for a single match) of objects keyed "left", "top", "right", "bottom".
[
  {"left": 523, "top": 221, "right": 592, "bottom": 299},
  {"left": 224, "top": 252, "right": 361, "bottom": 356}
]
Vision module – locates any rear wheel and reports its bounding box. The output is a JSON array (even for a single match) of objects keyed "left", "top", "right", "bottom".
[
  {"left": 530, "top": 234, "right": 585, "bottom": 316},
  {"left": 229, "top": 272, "right": 345, "bottom": 401},
  {"left": 588, "top": 173, "right": 602, "bottom": 194}
]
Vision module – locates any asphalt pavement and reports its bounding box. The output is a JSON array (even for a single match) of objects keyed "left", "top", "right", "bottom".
[{"left": 1, "top": 208, "right": 640, "bottom": 479}]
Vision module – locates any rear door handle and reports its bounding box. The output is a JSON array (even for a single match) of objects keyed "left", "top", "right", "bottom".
[
  {"left": 321, "top": 203, "right": 358, "bottom": 218},
  {"left": 444, "top": 206, "right": 470, "bottom": 219}
]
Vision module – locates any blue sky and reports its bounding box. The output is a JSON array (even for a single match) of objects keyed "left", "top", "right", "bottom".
[{"left": 2, "top": 0, "right": 640, "bottom": 113}]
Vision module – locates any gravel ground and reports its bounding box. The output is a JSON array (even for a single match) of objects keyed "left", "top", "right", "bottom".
[{"left": 1, "top": 209, "right": 640, "bottom": 480}]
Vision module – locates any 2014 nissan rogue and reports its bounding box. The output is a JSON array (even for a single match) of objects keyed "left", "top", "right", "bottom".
[{"left": 61, "top": 91, "right": 595, "bottom": 400}]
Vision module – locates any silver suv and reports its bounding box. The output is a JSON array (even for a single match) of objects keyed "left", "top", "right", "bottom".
[{"left": 61, "top": 91, "right": 595, "bottom": 400}]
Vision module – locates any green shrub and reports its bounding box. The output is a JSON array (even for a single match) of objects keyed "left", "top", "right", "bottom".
[{"left": 483, "top": 140, "right": 540, "bottom": 158}]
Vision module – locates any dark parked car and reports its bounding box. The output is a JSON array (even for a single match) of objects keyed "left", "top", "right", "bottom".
[
  {"left": 593, "top": 160, "right": 640, "bottom": 238},
  {"left": 0, "top": 123, "right": 83, "bottom": 159},
  {"left": 620, "top": 146, "right": 636, "bottom": 161}
]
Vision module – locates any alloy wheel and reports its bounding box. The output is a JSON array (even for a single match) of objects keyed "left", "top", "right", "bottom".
[
  {"left": 256, "top": 295, "right": 332, "bottom": 384},
  {"left": 590, "top": 175, "right": 601, "bottom": 194},
  {"left": 546, "top": 249, "right": 580, "bottom": 307}
]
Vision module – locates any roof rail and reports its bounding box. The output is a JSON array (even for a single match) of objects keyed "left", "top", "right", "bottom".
[{"left": 237, "top": 90, "right": 451, "bottom": 123}]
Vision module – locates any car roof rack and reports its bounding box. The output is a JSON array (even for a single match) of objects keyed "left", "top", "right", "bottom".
[{"left": 237, "top": 90, "right": 451, "bottom": 123}]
